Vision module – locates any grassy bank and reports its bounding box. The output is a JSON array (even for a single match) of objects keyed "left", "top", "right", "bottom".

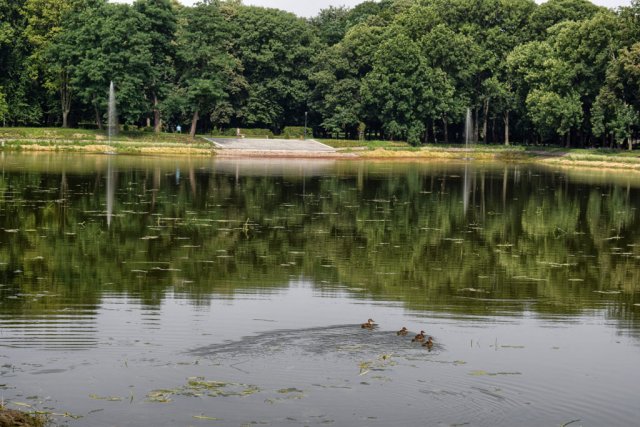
[
  {"left": 0, "top": 127, "right": 195, "bottom": 143},
  {"left": 320, "top": 138, "right": 640, "bottom": 170},
  {"left": 0, "top": 127, "right": 213, "bottom": 155},
  {"left": 4, "top": 128, "right": 640, "bottom": 171}
]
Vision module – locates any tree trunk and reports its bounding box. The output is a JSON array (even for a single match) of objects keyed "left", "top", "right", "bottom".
[
  {"left": 503, "top": 110, "right": 510, "bottom": 146},
  {"left": 153, "top": 93, "right": 162, "bottom": 133},
  {"left": 94, "top": 102, "right": 103, "bottom": 130},
  {"left": 442, "top": 116, "right": 448, "bottom": 144},
  {"left": 424, "top": 122, "right": 429, "bottom": 145},
  {"left": 432, "top": 121, "right": 438, "bottom": 144},
  {"left": 62, "top": 111, "right": 69, "bottom": 129},
  {"left": 565, "top": 131, "right": 571, "bottom": 148},
  {"left": 190, "top": 110, "right": 199, "bottom": 139},
  {"left": 60, "top": 70, "right": 71, "bottom": 128},
  {"left": 492, "top": 116, "right": 497, "bottom": 143},
  {"left": 482, "top": 99, "right": 489, "bottom": 143}
]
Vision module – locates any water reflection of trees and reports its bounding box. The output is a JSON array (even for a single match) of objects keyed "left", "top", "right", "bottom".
[{"left": 0, "top": 157, "right": 638, "bottom": 328}]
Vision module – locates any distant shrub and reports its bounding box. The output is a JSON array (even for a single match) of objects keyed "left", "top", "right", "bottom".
[
  {"left": 281, "top": 126, "right": 308, "bottom": 139},
  {"left": 213, "top": 128, "right": 274, "bottom": 138},
  {"left": 78, "top": 122, "right": 99, "bottom": 130}
]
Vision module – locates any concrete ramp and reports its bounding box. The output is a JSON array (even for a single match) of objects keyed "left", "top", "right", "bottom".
[{"left": 204, "top": 137, "right": 336, "bottom": 152}]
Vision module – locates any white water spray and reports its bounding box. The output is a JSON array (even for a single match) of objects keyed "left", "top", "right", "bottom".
[
  {"left": 464, "top": 107, "right": 472, "bottom": 148},
  {"left": 108, "top": 81, "right": 117, "bottom": 144}
]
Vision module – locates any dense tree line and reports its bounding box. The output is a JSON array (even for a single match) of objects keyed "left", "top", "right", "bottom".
[{"left": 1, "top": 0, "right": 640, "bottom": 147}]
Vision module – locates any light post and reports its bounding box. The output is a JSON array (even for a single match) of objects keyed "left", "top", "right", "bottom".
[{"left": 304, "top": 111, "right": 308, "bottom": 140}]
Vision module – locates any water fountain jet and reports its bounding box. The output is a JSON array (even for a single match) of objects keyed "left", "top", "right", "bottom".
[
  {"left": 464, "top": 107, "right": 474, "bottom": 161},
  {"left": 107, "top": 81, "right": 117, "bottom": 144},
  {"left": 465, "top": 107, "right": 472, "bottom": 148}
]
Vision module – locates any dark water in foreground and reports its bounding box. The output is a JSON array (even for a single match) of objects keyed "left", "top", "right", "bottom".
[{"left": 0, "top": 153, "right": 639, "bottom": 426}]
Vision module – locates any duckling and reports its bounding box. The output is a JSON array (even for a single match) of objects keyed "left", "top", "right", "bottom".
[
  {"left": 361, "top": 318, "right": 376, "bottom": 329},
  {"left": 412, "top": 330, "right": 426, "bottom": 342},
  {"left": 396, "top": 327, "right": 408, "bottom": 336},
  {"left": 422, "top": 336, "right": 434, "bottom": 350}
]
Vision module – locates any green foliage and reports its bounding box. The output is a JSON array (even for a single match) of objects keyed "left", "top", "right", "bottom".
[
  {"left": 133, "top": 0, "right": 177, "bottom": 130},
  {"left": 173, "top": 1, "right": 246, "bottom": 135},
  {"left": 228, "top": 6, "right": 319, "bottom": 131},
  {"left": 361, "top": 30, "right": 455, "bottom": 144},
  {"left": 50, "top": 0, "right": 154, "bottom": 127},
  {"left": 281, "top": 126, "right": 307, "bottom": 139},
  {"left": 527, "top": 89, "right": 583, "bottom": 138},
  {"left": 0, "top": 87, "right": 8, "bottom": 122},
  {"left": 528, "top": 0, "right": 603, "bottom": 37},
  {"left": 592, "top": 86, "right": 638, "bottom": 147},
  {"left": 310, "top": 6, "right": 350, "bottom": 46},
  {"left": 213, "top": 128, "right": 275, "bottom": 138}
]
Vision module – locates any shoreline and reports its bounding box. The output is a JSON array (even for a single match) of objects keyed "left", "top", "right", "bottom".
[{"left": 3, "top": 139, "right": 640, "bottom": 173}]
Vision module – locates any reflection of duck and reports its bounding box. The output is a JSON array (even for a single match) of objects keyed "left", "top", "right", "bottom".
[
  {"left": 412, "top": 331, "right": 426, "bottom": 342},
  {"left": 422, "top": 336, "right": 434, "bottom": 350},
  {"left": 361, "top": 319, "right": 376, "bottom": 329},
  {"left": 396, "top": 327, "right": 408, "bottom": 336}
]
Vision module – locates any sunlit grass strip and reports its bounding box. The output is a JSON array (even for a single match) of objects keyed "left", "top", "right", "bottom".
[
  {"left": 1, "top": 139, "right": 214, "bottom": 156},
  {"left": 0, "top": 127, "right": 199, "bottom": 144}
]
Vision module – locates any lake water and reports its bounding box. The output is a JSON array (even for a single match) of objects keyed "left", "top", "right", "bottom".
[{"left": 0, "top": 153, "right": 639, "bottom": 426}]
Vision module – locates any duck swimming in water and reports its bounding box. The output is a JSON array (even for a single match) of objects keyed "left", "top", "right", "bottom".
[
  {"left": 422, "top": 336, "right": 434, "bottom": 350},
  {"left": 396, "top": 327, "right": 408, "bottom": 336},
  {"left": 412, "top": 331, "right": 426, "bottom": 342},
  {"left": 361, "top": 319, "right": 376, "bottom": 329}
]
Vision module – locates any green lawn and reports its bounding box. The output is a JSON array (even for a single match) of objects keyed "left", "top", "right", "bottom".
[{"left": 0, "top": 127, "right": 198, "bottom": 144}]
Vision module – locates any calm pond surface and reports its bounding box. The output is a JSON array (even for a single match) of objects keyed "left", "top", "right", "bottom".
[{"left": 1, "top": 152, "right": 639, "bottom": 426}]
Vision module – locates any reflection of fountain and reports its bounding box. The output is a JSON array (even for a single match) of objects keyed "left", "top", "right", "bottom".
[
  {"left": 106, "top": 157, "right": 115, "bottom": 228},
  {"left": 463, "top": 163, "right": 471, "bottom": 214},
  {"left": 107, "top": 81, "right": 117, "bottom": 144}
]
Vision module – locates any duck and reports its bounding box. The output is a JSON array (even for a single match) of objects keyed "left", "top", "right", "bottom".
[
  {"left": 396, "top": 327, "right": 408, "bottom": 336},
  {"left": 422, "top": 336, "right": 434, "bottom": 349},
  {"left": 412, "top": 331, "right": 426, "bottom": 342},
  {"left": 361, "top": 318, "right": 376, "bottom": 329}
]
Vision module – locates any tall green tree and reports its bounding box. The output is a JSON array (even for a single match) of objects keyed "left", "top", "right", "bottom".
[
  {"left": 0, "top": 87, "right": 8, "bottom": 123},
  {"left": 174, "top": 0, "right": 245, "bottom": 138},
  {"left": 230, "top": 6, "right": 319, "bottom": 131},
  {"left": 1, "top": 0, "right": 43, "bottom": 125},
  {"left": 592, "top": 86, "right": 638, "bottom": 149},
  {"left": 310, "top": 6, "right": 350, "bottom": 46},
  {"left": 361, "top": 32, "right": 454, "bottom": 144},
  {"left": 133, "top": 0, "right": 177, "bottom": 132},
  {"left": 23, "top": 0, "right": 72, "bottom": 127},
  {"left": 528, "top": 0, "right": 602, "bottom": 38},
  {"left": 53, "top": 0, "right": 152, "bottom": 128},
  {"left": 310, "top": 20, "right": 387, "bottom": 138}
]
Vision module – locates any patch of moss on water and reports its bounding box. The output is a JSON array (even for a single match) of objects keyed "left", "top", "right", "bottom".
[{"left": 146, "top": 377, "right": 261, "bottom": 403}]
